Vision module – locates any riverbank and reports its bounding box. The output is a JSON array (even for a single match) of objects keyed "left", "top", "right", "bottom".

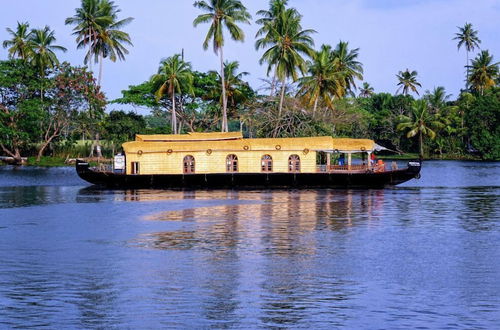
[{"left": 0, "top": 156, "right": 112, "bottom": 167}]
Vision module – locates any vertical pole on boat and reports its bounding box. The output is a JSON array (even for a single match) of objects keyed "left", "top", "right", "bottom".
[
  {"left": 367, "top": 152, "right": 372, "bottom": 170},
  {"left": 326, "top": 152, "right": 331, "bottom": 172},
  {"left": 347, "top": 153, "right": 352, "bottom": 171}
]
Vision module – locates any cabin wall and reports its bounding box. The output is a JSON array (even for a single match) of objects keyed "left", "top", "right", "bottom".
[{"left": 125, "top": 150, "right": 317, "bottom": 175}]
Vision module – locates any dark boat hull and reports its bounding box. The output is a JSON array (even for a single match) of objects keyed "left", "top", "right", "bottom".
[{"left": 76, "top": 160, "right": 421, "bottom": 189}]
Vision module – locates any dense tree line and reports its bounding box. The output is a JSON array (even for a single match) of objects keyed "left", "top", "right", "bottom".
[{"left": 1, "top": 0, "right": 499, "bottom": 163}]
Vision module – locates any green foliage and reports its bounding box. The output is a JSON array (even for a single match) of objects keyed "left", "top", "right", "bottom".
[
  {"left": 331, "top": 41, "right": 363, "bottom": 95},
  {"left": 467, "top": 50, "right": 499, "bottom": 95},
  {"left": 27, "top": 156, "right": 68, "bottom": 166},
  {"left": 102, "top": 110, "right": 146, "bottom": 144},
  {"left": 150, "top": 54, "right": 194, "bottom": 133},
  {"left": 397, "top": 99, "right": 443, "bottom": 158},
  {"left": 396, "top": 69, "right": 422, "bottom": 96},
  {"left": 297, "top": 44, "right": 342, "bottom": 112},
  {"left": 0, "top": 60, "right": 45, "bottom": 158},
  {"left": 2, "top": 21, "right": 32, "bottom": 60},
  {"left": 465, "top": 88, "right": 500, "bottom": 160},
  {"left": 193, "top": 0, "right": 252, "bottom": 52},
  {"left": 112, "top": 81, "right": 159, "bottom": 108}
]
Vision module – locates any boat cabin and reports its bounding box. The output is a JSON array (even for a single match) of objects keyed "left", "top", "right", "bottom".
[{"left": 119, "top": 132, "right": 380, "bottom": 175}]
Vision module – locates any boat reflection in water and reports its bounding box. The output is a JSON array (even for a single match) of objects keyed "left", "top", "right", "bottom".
[
  {"left": 133, "top": 189, "right": 386, "bottom": 254},
  {"left": 123, "top": 190, "right": 386, "bottom": 326}
]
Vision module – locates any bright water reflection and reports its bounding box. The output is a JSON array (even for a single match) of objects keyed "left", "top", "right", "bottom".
[{"left": 0, "top": 161, "right": 499, "bottom": 328}]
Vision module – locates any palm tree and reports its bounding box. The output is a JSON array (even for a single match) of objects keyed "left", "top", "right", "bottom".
[
  {"left": 151, "top": 54, "right": 194, "bottom": 134},
  {"left": 297, "top": 44, "right": 343, "bottom": 114},
  {"left": 330, "top": 41, "right": 363, "bottom": 96},
  {"left": 396, "top": 69, "right": 422, "bottom": 96},
  {"left": 193, "top": 0, "right": 251, "bottom": 132},
  {"left": 453, "top": 23, "right": 481, "bottom": 89},
  {"left": 423, "top": 86, "right": 451, "bottom": 113},
  {"left": 255, "top": 0, "right": 289, "bottom": 37},
  {"left": 66, "top": 0, "right": 133, "bottom": 85},
  {"left": 467, "top": 50, "right": 499, "bottom": 95},
  {"left": 2, "top": 22, "right": 33, "bottom": 60},
  {"left": 359, "top": 82, "right": 374, "bottom": 98},
  {"left": 397, "top": 99, "right": 441, "bottom": 159},
  {"left": 211, "top": 61, "right": 250, "bottom": 109},
  {"left": 255, "top": 0, "right": 290, "bottom": 96},
  {"left": 65, "top": 0, "right": 112, "bottom": 71},
  {"left": 91, "top": 0, "right": 133, "bottom": 85},
  {"left": 256, "top": 8, "right": 315, "bottom": 116},
  {"left": 28, "top": 26, "right": 67, "bottom": 73}
]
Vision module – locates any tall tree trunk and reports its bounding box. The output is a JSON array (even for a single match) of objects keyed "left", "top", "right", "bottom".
[
  {"left": 88, "top": 46, "right": 93, "bottom": 72},
  {"left": 419, "top": 130, "right": 424, "bottom": 159},
  {"left": 313, "top": 97, "right": 318, "bottom": 117},
  {"left": 465, "top": 51, "right": 469, "bottom": 90},
  {"left": 171, "top": 91, "right": 177, "bottom": 134},
  {"left": 270, "top": 67, "right": 277, "bottom": 97},
  {"left": 98, "top": 52, "right": 103, "bottom": 86},
  {"left": 278, "top": 80, "right": 285, "bottom": 117},
  {"left": 219, "top": 47, "right": 228, "bottom": 132}
]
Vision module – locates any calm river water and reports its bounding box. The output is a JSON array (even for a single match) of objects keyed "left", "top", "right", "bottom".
[{"left": 0, "top": 161, "right": 499, "bottom": 328}]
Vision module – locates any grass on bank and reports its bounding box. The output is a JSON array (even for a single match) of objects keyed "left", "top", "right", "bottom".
[{"left": 27, "top": 156, "right": 69, "bottom": 166}]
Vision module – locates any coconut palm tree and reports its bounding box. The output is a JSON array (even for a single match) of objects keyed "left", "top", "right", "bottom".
[
  {"left": 255, "top": 0, "right": 289, "bottom": 37},
  {"left": 2, "top": 22, "right": 33, "bottom": 60},
  {"left": 297, "top": 44, "right": 344, "bottom": 114},
  {"left": 193, "top": 0, "right": 251, "bottom": 132},
  {"left": 396, "top": 69, "right": 422, "bottom": 96},
  {"left": 397, "top": 99, "right": 441, "bottom": 159},
  {"left": 91, "top": 0, "right": 133, "bottom": 85},
  {"left": 467, "top": 50, "right": 499, "bottom": 95},
  {"left": 255, "top": 0, "right": 291, "bottom": 96},
  {"left": 359, "top": 82, "right": 374, "bottom": 98},
  {"left": 330, "top": 41, "right": 363, "bottom": 96},
  {"left": 65, "top": 0, "right": 133, "bottom": 85},
  {"left": 65, "top": 0, "right": 112, "bottom": 71},
  {"left": 453, "top": 23, "right": 481, "bottom": 89},
  {"left": 210, "top": 61, "right": 250, "bottom": 110},
  {"left": 28, "top": 26, "right": 67, "bottom": 73},
  {"left": 423, "top": 86, "right": 451, "bottom": 114},
  {"left": 256, "top": 8, "right": 315, "bottom": 116},
  {"left": 151, "top": 54, "right": 194, "bottom": 134}
]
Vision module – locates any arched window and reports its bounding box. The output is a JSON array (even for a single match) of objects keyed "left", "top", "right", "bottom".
[
  {"left": 183, "top": 155, "right": 195, "bottom": 174},
  {"left": 288, "top": 154, "right": 300, "bottom": 172},
  {"left": 261, "top": 155, "right": 273, "bottom": 172},
  {"left": 226, "top": 154, "right": 238, "bottom": 172}
]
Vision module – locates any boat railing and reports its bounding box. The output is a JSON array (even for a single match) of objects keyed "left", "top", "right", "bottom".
[
  {"left": 316, "top": 164, "right": 394, "bottom": 173},
  {"left": 329, "top": 164, "right": 370, "bottom": 171},
  {"left": 317, "top": 164, "right": 371, "bottom": 172}
]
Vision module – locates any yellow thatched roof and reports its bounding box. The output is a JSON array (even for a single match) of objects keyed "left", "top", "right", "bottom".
[
  {"left": 123, "top": 135, "right": 375, "bottom": 154},
  {"left": 332, "top": 138, "right": 375, "bottom": 152},
  {"left": 136, "top": 132, "right": 243, "bottom": 142}
]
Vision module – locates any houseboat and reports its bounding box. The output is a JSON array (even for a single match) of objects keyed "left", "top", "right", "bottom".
[{"left": 76, "top": 132, "right": 421, "bottom": 188}]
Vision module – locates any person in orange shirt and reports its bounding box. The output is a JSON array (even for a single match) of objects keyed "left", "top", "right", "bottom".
[{"left": 376, "top": 159, "right": 385, "bottom": 172}]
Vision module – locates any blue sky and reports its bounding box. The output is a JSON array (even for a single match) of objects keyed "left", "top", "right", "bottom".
[{"left": 0, "top": 0, "right": 499, "bottom": 109}]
